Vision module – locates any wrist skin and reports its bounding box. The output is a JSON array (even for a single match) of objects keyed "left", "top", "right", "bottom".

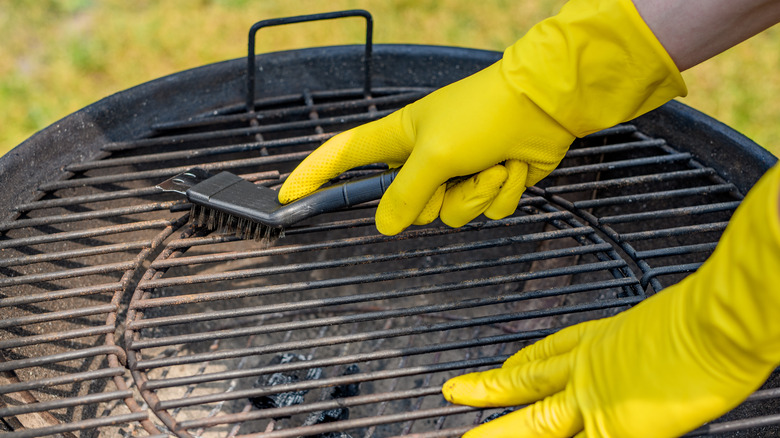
[{"left": 631, "top": 0, "right": 780, "bottom": 71}]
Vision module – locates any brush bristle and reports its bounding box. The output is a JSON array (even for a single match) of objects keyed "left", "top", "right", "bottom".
[{"left": 189, "top": 204, "right": 284, "bottom": 242}]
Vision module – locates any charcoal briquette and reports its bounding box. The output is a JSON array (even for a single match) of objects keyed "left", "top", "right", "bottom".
[{"left": 249, "top": 353, "right": 323, "bottom": 414}]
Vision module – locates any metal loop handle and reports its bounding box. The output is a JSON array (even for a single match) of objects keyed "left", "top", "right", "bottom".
[{"left": 246, "top": 9, "right": 374, "bottom": 112}]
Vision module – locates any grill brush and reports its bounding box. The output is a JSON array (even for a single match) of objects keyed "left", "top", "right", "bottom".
[{"left": 157, "top": 167, "right": 398, "bottom": 240}]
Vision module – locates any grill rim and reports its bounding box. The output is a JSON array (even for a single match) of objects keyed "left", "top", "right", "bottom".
[{"left": 632, "top": 99, "right": 777, "bottom": 192}]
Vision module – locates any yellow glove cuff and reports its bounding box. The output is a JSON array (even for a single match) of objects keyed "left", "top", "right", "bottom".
[{"left": 505, "top": 0, "right": 688, "bottom": 137}]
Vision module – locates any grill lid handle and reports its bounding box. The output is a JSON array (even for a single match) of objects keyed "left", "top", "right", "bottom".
[{"left": 246, "top": 9, "right": 374, "bottom": 112}]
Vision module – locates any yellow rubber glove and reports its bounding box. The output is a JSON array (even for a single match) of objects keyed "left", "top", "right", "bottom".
[
  {"left": 442, "top": 163, "right": 780, "bottom": 438},
  {"left": 279, "top": 0, "right": 687, "bottom": 236}
]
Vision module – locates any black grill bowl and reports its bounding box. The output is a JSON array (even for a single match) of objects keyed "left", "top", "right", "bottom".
[{"left": 0, "top": 43, "right": 777, "bottom": 438}]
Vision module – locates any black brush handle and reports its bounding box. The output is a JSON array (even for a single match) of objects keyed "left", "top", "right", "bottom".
[{"left": 274, "top": 168, "right": 399, "bottom": 226}]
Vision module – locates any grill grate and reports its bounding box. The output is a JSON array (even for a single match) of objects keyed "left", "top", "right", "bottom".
[
  {"left": 2, "top": 84, "right": 778, "bottom": 436},
  {"left": 1, "top": 11, "right": 779, "bottom": 438}
]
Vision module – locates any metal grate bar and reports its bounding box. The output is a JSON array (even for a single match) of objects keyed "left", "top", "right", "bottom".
[
  {"left": 634, "top": 242, "right": 719, "bottom": 259},
  {"left": 545, "top": 168, "right": 714, "bottom": 194},
  {"left": 598, "top": 201, "right": 740, "bottom": 224},
  {"left": 549, "top": 153, "right": 692, "bottom": 177},
  {"left": 14, "top": 186, "right": 162, "bottom": 212},
  {"left": 0, "top": 346, "right": 125, "bottom": 373},
  {"left": 0, "top": 367, "right": 126, "bottom": 395},
  {"left": 0, "top": 220, "right": 169, "bottom": 250},
  {"left": 746, "top": 386, "right": 780, "bottom": 402},
  {"left": 619, "top": 221, "right": 729, "bottom": 242},
  {"left": 0, "top": 389, "right": 133, "bottom": 417},
  {"left": 0, "top": 282, "right": 122, "bottom": 307},
  {"left": 564, "top": 138, "right": 666, "bottom": 157},
  {"left": 584, "top": 124, "right": 638, "bottom": 137},
  {"left": 0, "top": 201, "right": 183, "bottom": 232},
  {"left": 133, "top": 295, "right": 641, "bottom": 370},
  {"left": 573, "top": 184, "right": 735, "bottom": 209},
  {"left": 0, "top": 261, "right": 136, "bottom": 287},
  {"left": 0, "top": 304, "right": 117, "bottom": 329},
  {"left": 684, "top": 415, "right": 780, "bottom": 437},
  {"left": 0, "top": 324, "right": 116, "bottom": 350},
  {"left": 0, "top": 241, "right": 150, "bottom": 268}
]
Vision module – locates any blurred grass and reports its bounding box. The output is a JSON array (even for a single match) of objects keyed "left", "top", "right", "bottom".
[{"left": 2, "top": 0, "right": 779, "bottom": 157}]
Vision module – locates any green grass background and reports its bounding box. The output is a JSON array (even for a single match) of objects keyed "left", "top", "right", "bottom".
[{"left": 2, "top": 0, "right": 779, "bottom": 157}]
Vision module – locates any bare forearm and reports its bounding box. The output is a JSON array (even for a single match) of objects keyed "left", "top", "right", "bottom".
[{"left": 632, "top": 0, "right": 780, "bottom": 71}]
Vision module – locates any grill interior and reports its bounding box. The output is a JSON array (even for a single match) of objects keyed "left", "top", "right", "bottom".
[{"left": 1, "top": 12, "right": 779, "bottom": 438}]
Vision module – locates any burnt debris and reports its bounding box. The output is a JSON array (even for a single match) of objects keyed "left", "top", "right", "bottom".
[
  {"left": 304, "top": 364, "right": 362, "bottom": 429},
  {"left": 250, "top": 353, "right": 323, "bottom": 412},
  {"left": 251, "top": 354, "right": 361, "bottom": 438}
]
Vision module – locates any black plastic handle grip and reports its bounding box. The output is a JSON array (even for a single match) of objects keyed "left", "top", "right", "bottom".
[{"left": 274, "top": 168, "right": 398, "bottom": 226}]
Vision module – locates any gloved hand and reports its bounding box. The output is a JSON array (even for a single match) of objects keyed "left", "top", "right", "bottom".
[
  {"left": 279, "top": 0, "right": 687, "bottom": 236},
  {"left": 442, "top": 163, "right": 780, "bottom": 438}
]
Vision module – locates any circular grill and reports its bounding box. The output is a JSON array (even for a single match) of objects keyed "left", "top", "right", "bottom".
[{"left": 1, "top": 11, "right": 779, "bottom": 438}]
